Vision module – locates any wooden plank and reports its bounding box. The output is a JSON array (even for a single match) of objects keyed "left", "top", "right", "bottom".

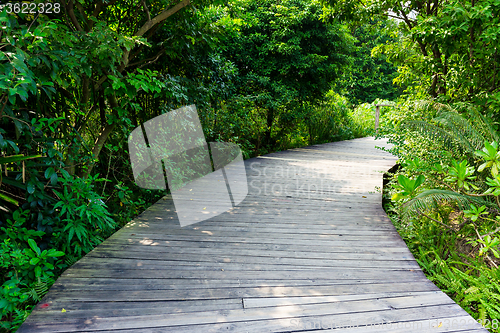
[
  {"left": 106, "top": 233, "right": 407, "bottom": 248},
  {"left": 50, "top": 278, "right": 427, "bottom": 293},
  {"left": 50, "top": 278, "right": 427, "bottom": 292},
  {"left": 97, "top": 239, "right": 413, "bottom": 255},
  {"left": 106, "top": 227, "right": 403, "bottom": 240},
  {"left": 70, "top": 257, "right": 421, "bottom": 271},
  {"left": 59, "top": 267, "right": 428, "bottom": 280},
  {"left": 120, "top": 222, "right": 397, "bottom": 234},
  {"left": 53, "top": 307, "right": 483, "bottom": 333},
  {"left": 26, "top": 298, "right": 244, "bottom": 319},
  {"left": 19, "top": 293, "right": 461, "bottom": 332},
  {"left": 88, "top": 244, "right": 416, "bottom": 261},
  {"left": 41, "top": 281, "right": 439, "bottom": 302},
  {"left": 243, "top": 290, "right": 441, "bottom": 308}
]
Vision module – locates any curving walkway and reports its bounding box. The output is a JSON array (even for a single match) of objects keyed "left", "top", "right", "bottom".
[{"left": 18, "top": 137, "right": 488, "bottom": 332}]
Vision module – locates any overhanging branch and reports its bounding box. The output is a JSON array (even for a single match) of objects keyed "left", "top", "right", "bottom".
[{"left": 119, "top": 0, "right": 191, "bottom": 70}]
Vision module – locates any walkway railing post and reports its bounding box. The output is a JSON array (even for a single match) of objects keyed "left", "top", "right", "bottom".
[{"left": 374, "top": 104, "right": 394, "bottom": 133}]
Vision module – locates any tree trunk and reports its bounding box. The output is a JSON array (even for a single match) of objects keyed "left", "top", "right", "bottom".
[{"left": 80, "top": 94, "right": 119, "bottom": 178}]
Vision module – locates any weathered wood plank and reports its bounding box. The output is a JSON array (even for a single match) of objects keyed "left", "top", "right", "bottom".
[
  {"left": 88, "top": 245, "right": 416, "bottom": 261},
  {"left": 60, "top": 267, "right": 425, "bottom": 279},
  {"left": 59, "top": 309, "right": 485, "bottom": 333},
  {"left": 18, "top": 294, "right": 466, "bottom": 332},
  {"left": 41, "top": 281, "right": 440, "bottom": 302}
]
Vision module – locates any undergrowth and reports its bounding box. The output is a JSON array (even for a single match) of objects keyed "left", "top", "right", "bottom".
[{"left": 379, "top": 100, "right": 500, "bottom": 332}]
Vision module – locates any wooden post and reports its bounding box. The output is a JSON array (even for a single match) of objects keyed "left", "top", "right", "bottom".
[{"left": 374, "top": 104, "right": 395, "bottom": 133}]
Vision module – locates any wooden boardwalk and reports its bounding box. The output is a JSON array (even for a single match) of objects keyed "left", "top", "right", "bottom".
[{"left": 19, "top": 137, "right": 487, "bottom": 332}]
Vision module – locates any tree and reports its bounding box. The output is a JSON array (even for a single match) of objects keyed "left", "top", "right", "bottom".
[
  {"left": 323, "top": 0, "right": 500, "bottom": 106},
  {"left": 221, "top": 0, "right": 351, "bottom": 145},
  {"left": 334, "top": 19, "right": 403, "bottom": 104},
  {"left": 1, "top": 0, "right": 224, "bottom": 179}
]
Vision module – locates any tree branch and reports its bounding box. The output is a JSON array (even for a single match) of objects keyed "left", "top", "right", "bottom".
[
  {"left": 142, "top": 0, "right": 151, "bottom": 21},
  {"left": 128, "top": 48, "right": 166, "bottom": 68},
  {"left": 64, "top": 0, "right": 84, "bottom": 32},
  {"left": 135, "top": 0, "right": 190, "bottom": 37},
  {"left": 74, "top": 1, "right": 90, "bottom": 32},
  {"left": 119, "top": 0, "right": 191, "bottom": 70},
  {"left": 481, "top": 225, "right": 500, "bottom": 239},
  {"left": 399, "top": 7, "right": 414, "bottom": 30}
]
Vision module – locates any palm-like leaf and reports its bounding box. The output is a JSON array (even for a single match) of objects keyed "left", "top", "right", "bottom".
[
  {"left": 401, "top": 189, "right": 490, "bottom": 216},
  {"left": 401, "top": 101, "right": 497, "bottom": 155},
  {"left": 404, "top": 119, "right": 460, "bottom": 152},
  {"left": 434, "top": 111, "right": 487, "bottom": 152}
]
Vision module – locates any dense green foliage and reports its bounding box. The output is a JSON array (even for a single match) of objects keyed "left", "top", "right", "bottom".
[
  {"left": 377, "top": 101, "right": 500, "bottom": 332},
  {"left": 221, "top": 0, "right": 349, "bottom": 147},
  {"left": 335, "top": 20, "right": 403, "bottom": 104},
  {"left": 322, "top": 0, "right": 500, "bottom": 326},
  {"left": 324, "top": 0, "right": 500, "bottom": 105}
]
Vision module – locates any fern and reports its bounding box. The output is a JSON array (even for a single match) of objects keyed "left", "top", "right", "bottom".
[
  {"left": 402, "top": 101, "right": 498, "bottom": 156},
  {"left": 434, "top": 112, "right": 486, "bottom": 152},
  {"left": 417, "top": 251, "right": 500, "bottom": 324},
  {"left": 65, "top": 254, "right": 79, "bottom": 267},
  {"left": 401, "top": 189, "right": 490, "bottom": 216},
  {"left": 455, "top": 103, "right": 500, "bottom": 143},
  {"left": 404, "top": 120, "right": 460, "bottom": 151},
  {"left": 24, "top": 276, "right": 54, "bottom": 303}
]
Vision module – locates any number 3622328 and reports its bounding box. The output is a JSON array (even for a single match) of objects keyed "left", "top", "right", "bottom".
[{"left": 1, "top": 2, "right": 61, "bottom": 14}]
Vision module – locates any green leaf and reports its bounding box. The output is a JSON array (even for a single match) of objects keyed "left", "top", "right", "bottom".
[
  {"left": 398, "top": 174, "right": 410, "bottom": 188},
  {"left": 34, "top": 266, "right": 42, "bottom": 277},
  {"left": 28, "top": 239, "right": 41, "bottom": 256},
  {"left": 50, "top": 172, "right": 58, "bottom": 185},
  {"left": 0, "top": 192, "right": 19, "bottom": 206},
  {"left": 17, "top": 89, "right": 29, "bottom": 101},
  {"left": 0, "top": 154, "right": 42, "bottom": 164},
  {"left": 415, "top": 175, "right": 425, "bottom": 188},
  {"left": 47, "top": 251, "right": 65, "bottom": 257},
  {"left": 391, "top": 192, "right": 405, "bottom": 200},
  {"left": 0, "top": 298, "right": 9, "bottom": 310},
  {"left": 44, "top": 167, "right": 54, "bottom": 179},
  {"left": 478, "top": 162, "right": 489, "bottom": 172},
  {"left": 30, "top": 257, "right": 40, "bottom": 265},
  {"left": 27, "top": 182, "right": 35, "bottom": 194}
]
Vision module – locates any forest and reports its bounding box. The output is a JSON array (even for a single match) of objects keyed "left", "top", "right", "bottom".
[{"left": 1, "top": 0, "right": 500, "bottom": 331}]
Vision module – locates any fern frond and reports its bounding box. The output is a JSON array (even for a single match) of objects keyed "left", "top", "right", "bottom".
[
  {"left": 403, "top": 120, "right": 462, "bottom": 152},
  {"left": 65, "top": 255, "right": 79, "bottom": 267},
  {"left": 412, "top": 100, "right": 454, "bottom": 116},
  {"left": 25, "top": 277, "right": 54, "bottom": 302},
  {"left": 434, "top": 111, "right": 487, "bottom": 152},
  {"left": 402, "top": 101, "right": 499, "bottom": 155},
  {"left": 468, "top": 106, "right": 500, "bottom": 143},
  {"left": 401, "top": 189, "right": 490, "bottom": 216}
]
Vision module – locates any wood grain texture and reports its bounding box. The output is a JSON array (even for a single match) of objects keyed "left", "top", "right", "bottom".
[{"left": 18, "top": 137, "right": 488, "bottom": 332}]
